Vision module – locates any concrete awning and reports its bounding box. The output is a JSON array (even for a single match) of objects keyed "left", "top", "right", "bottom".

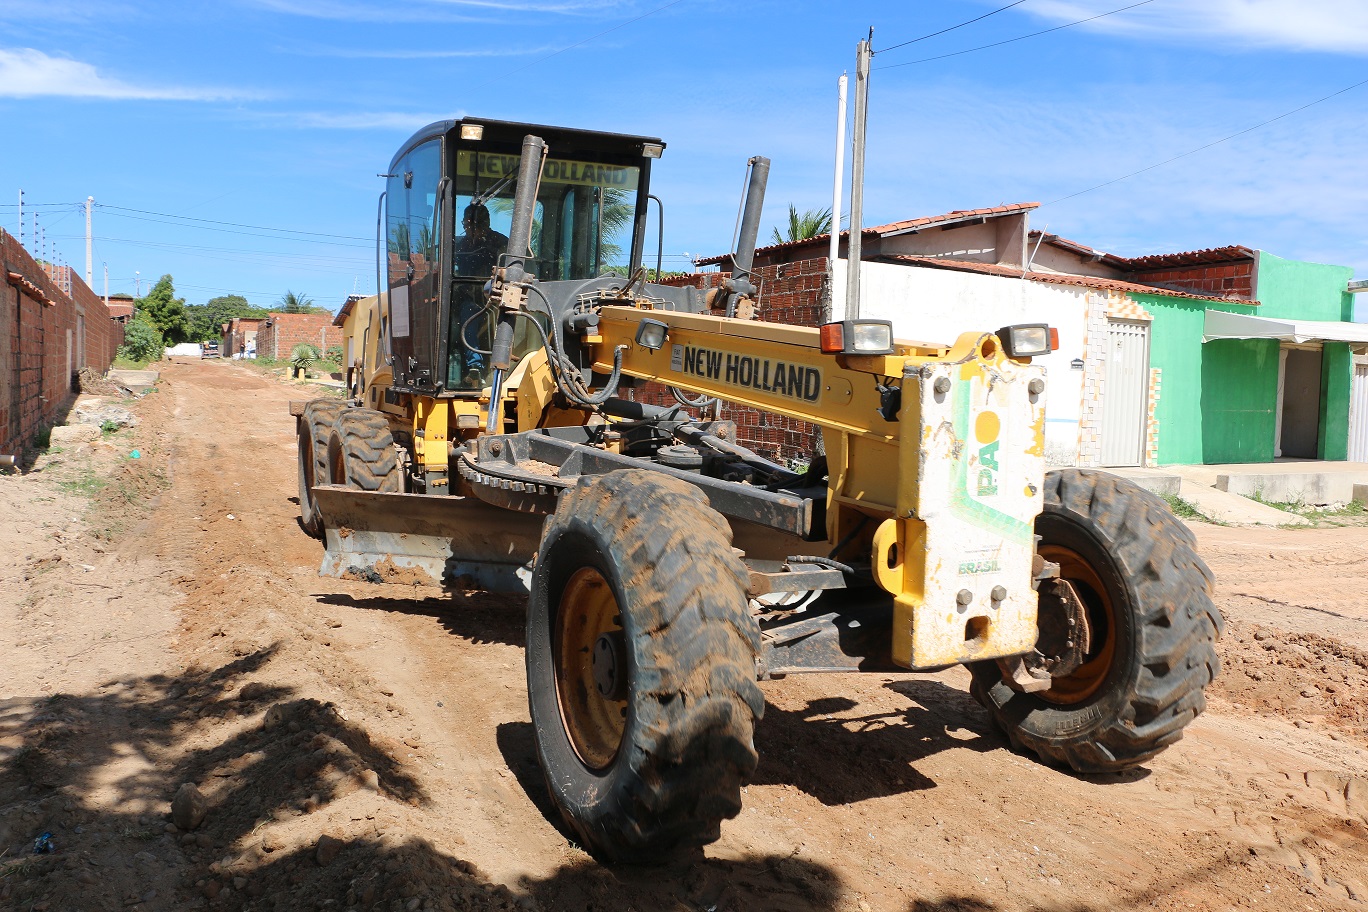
[{"left": 1202, "top": 309, "right": 1368, "bottom": 344}]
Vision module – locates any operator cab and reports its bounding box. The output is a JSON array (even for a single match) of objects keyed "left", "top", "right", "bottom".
[{"left": 382, "top": 117, "right": 663, "bottom": 396}]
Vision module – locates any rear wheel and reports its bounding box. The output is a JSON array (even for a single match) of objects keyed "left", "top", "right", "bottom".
[
  {"left": 297, "top": 399, "right": 346, "bottom": 537},
  {"left": 326, "top": 408, "right": 402, "bottom": 493},
  {"left": 526, "top": 470, "right": 763, "bottom": 863},
  {"left": 969, "top": 469, "right": 1222, "bottom": 773}
]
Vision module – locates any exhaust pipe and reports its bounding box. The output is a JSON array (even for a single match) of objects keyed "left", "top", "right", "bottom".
[
  {"left": 725, "top": 156, "right": 770, "bottom": 316},
  {"left": 732, "top": 156, "right": 770, "bottom": 281},
  {"left": 487, "top": 134, "right": 547, "bottom": 433}
]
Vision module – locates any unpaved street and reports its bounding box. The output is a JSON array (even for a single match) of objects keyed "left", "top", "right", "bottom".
[{"left": 3, "top": 358, "right": 1368, "bottom": 912}]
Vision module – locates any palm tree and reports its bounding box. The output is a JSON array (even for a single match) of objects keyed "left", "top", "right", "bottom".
[
  {"left": 278, "top": 290, "right": 314, "bottom": 314},
  {"left": 771, "top": 204, "right": 834, "bottom": 245}
]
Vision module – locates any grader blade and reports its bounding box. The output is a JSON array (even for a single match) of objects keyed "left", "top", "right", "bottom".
[{"left": 312, "top": 485, "right": 543, "bottom": 591}]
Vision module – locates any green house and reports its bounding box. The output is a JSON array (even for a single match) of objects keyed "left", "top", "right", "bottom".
[{"left": 1131, "top": 251, "right": 1367, "bottom": 466}]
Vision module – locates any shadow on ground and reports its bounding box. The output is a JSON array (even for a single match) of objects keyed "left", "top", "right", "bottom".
[
  {"left": 315, "top": 589, "right": 528, "bottom": 648},
  {"left": 0, "top": 646, "right": 849, "bottom": 911},
  {"left": 0, "top": 645, "right": 1306, "bottom": 912}
]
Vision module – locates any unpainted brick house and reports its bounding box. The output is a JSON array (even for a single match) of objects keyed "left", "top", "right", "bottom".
[
  {"left": 1, "top": 228, "right": 125, "bottom": 459},
  {"left": 254, "top": 312, "right": 337, "bottom": 361}
]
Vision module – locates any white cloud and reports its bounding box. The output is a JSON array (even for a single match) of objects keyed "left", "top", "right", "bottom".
[
  {"left": 289, "top": 43, "right": 560, "bottom": 59},
  {"left": 244, "top": 0, "right": 620, "bottom": 20},
  {"left": 284, "top": 111, "right": 461, "bottom": 130},
  {"left": 849, "top": 78, "right": 1368, "bottom": 268},
  {"left": 1024, "top": 0, "right": 1368, "bottom": 54},
  {"left": 0, "top": 48, "right": 242, "bottom": 100}
]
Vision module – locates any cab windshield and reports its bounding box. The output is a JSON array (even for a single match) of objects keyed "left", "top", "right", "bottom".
[{"left": 447, "top": 148, "right": 641, "bottom": 391}]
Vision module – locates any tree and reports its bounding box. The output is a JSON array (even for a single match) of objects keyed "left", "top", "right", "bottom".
[
  {"left": 278, "top": 290, "right": 314, "bottom": 314},
  {"left": 184, "top": 294, "right": 268, "bottom": 342},
  {"left": 117, "top": 314, "right": 164, "bottom": 363},
  {"left": 771, "top": 204, "right": 833, "bottom": 245},
  {"left": 136, "top": 275, "right": 191, "bottom": 344}
]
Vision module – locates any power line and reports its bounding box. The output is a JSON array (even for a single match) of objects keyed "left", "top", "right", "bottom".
[
  {"left": 874, "top": 0, "right": 1156, "bottom": 70},
  {"left": 97, "top": 209, "right": 372, "bottom": 248},
  {"left": 1044, "top": 75, "right": 1368, "bottom": 206},
  {"left": 96, "top": 204, "right": 370, "bottom": 242},
  {"left": 877, "top": 1, "right": 1029, "bottom": 55}
]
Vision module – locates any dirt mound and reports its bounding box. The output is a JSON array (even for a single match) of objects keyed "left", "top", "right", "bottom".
[{"left": 1214, "top": 621, "right": 1368, "bottom": 743}]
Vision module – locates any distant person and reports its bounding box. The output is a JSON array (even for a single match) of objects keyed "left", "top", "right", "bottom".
[{"left": 451, "top": 203, "right": 509, "bottom": 386}]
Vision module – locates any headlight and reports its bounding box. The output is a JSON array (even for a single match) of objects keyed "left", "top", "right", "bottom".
[
  {"left": 819, "top": 319, "right": 895, "bottom": 355},
  {"left": 995, "top": 323, "right": 1057, "bottom": 358},
  {"left": 635, "top": 318, "right": 669, "bottom": 351}
]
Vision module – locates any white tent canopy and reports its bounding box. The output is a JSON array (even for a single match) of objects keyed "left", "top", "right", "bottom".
[{"left": 1203, "top": 309, "right": 1368, "bottom": 344}]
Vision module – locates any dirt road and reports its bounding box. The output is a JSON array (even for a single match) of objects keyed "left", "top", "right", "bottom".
[{"left": 3, "top": 358, "right": 1367, "bottom": 912}]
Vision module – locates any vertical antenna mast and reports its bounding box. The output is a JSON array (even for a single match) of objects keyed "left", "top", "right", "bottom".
[
  {"left": 846, "top": 29, "right": 872, "bottom": 320},
  {"left": 829, "top": 73, "right": 848, "bottom": 320}
]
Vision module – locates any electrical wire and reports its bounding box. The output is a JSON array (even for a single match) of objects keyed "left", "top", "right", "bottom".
[
  {"left": 875, "top": 0, "right": 1156, "bottom": 70},
  {"left": 96, "top": 204, "right": 370, "bottom": 242},
  {"left": 876, "top": 1, "right": 1029, "bottom": 54},
  {"left": 1043, "top": 75, "right": 1368, "bottom": 206},
  {"left": 97, "top": 209, "right": 372, "bottom": 248}
]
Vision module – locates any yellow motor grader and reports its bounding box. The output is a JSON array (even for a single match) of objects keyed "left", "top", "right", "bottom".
[{"left": 293, "top": 117, "right": 1221, "bottom": 863}]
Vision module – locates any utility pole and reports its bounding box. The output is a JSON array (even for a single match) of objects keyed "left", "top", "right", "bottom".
[
  {"left": 85, "top": 196, "right": 94, "bottom": 287},
  {"left": 846, "top": 29, "right": 872, "bottom": 320},
  {"left": 17, "top": 190, "right": 23, "bottom": 249},
  {"left": 35, "top": 212, "right": 41, "bottom": 262},
  {"left": 135, "top": 270, "right": 141, "bottom": 297},
  {"left": 829, "top": 73, "right": 848, "bottom": 321},
  {"left": 103, "top": 262, "right": 109, "bottom": 306}
]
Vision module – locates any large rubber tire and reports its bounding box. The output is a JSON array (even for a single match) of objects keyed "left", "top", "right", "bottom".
[
  {"left": 325, "top": 408, "right": 403, "bottom": 493},
  {"left": 526, "top": 469, "right": 764, "bottom": 863},
  {"left": 297, "top": 399, "right": 346, "bottom": 537},
  {"left": 969, "top": 468, "right": 1222, "bottom": 773}
]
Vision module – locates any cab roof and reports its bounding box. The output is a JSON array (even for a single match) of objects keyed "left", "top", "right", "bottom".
[{"left": 389, "top": 117, "right": 665, "bottom": 172}]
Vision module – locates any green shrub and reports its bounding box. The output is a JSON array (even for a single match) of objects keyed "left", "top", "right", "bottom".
[{"left": 117, "top": 317, "right": 164, "bottom": 363}]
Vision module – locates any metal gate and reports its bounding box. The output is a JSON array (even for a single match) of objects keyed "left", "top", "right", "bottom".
[
  {"left": 1350, "top": 362, "right": 1368, "bottom": 463},
  {"left": 1101, "top": 320, "right": 1151, "bottom": 466}
]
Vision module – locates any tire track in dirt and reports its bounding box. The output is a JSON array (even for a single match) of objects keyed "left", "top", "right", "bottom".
[{"left": 6, "top": 359, "right": 1368, "bottom": 912}]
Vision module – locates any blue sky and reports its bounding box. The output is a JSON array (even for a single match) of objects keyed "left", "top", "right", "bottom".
[{"left": 2, "top": 0, "right": 1366, "bottom": 309}]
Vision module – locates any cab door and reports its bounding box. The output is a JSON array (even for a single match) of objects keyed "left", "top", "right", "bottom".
[{"left": 385, "top": 139, "right": 444, "bottom": 391}]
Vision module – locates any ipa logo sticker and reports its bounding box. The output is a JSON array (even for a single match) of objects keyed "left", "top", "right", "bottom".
[{"left": 975, "top": 410, "right": 1001, "bottom": 497}]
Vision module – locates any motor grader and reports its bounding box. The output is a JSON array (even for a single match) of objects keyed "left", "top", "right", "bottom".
[{"left": 293, "top": 116, "right": 1222, "bottom": 863}]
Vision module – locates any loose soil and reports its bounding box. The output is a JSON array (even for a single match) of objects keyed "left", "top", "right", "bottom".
[{"left": 2, "top": 358, "right": 1367, "bottom": 912}]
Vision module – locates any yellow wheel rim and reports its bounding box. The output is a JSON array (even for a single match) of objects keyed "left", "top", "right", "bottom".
[
  {"left": 1037, "top": 544, "right": 1117, "bottom": 705},
  {"left": 554, "top": 567, "right": 628, "bottom": 771}
]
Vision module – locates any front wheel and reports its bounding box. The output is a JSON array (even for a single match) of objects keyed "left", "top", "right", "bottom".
[
  {"left": 297, "top": 399, "right": 346, "bottom": 537},
  {"left": 969, "top": 469, "right": 1222, "bottom": 773},
  {"left": 526, "top": 470, "right": 763, "bottom": 863},
  {"left": 326, "top": 408, "right": 402, "bottom": 493}
]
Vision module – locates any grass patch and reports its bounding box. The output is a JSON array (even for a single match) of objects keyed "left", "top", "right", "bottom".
[
  {"left": 1161, "top": 493, "right": 1209, "bottom": 521},
  {"left": 112, "top": 356, "right": 157, "bottom": 370},
  {"left": 1244, "top": 489, "right": 1368, "bottom": 527},
  {"left": 59, "top": 472, "right": 109, "bottom": 497}
]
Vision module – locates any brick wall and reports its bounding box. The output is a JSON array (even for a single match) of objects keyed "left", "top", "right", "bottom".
[
  {"left": 1, "top": 228, "right": 124, "bottom": 459},
  {"left": 222, "top": 318, "right": 263, "bottom": 357},
  {"left": 254, "top": 312, "right": 337, "bottom": 361},
  {"left": 1126, "top": 261, "right": 1255, "bottom": 300},
  {"left": 633, "top": 257, "right": 830, "bottom": 464}
]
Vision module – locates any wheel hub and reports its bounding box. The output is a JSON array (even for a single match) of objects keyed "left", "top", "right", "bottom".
[
  {"left": 592, "top": 631, "right": 628, "bottom": 701},
  {"left": 554, "top": 567, "right": 628, "bottom": 771}
]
